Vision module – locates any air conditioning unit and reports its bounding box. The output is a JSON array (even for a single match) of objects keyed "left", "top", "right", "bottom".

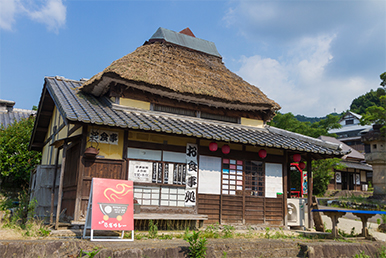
[{"left": 287, "top": 198, "right": 306, "bottom": 227}]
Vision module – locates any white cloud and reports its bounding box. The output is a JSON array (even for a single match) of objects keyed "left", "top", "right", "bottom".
[
  {"left": 0, "top": 0, "right": 66, "bottom": 33},
  {"left": 236, "top": 34, "right": 373, "bottom": 117},
  {"left": 0, "top": 0, "right": 19, "bottom": 30}
]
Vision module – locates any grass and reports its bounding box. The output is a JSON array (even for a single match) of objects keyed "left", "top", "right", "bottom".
[{"left": 0, "top": 191, "right": 51, "bottom": 238}]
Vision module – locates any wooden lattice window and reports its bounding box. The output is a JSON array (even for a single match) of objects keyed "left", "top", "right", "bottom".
[{"left": 244, "top": 161, "right": 264, "bottom": 196}]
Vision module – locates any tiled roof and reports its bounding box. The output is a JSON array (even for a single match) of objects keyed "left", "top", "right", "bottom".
[
  {"left": 0, "top": 108, "right": 35, "bottom": 128},
  {"left": 37, "top": 76, "right": 344, "bottom": 156},
  {"left": 341, "top": 161, "right": 372, "bottom": 171},
  {"left": 319, "top": 136, "right": 364, "bottom": 160}
]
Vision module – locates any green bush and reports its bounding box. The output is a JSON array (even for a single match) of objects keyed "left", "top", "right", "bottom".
[{"left": 185, "top": 230, "right": 207, "bottom": 258}]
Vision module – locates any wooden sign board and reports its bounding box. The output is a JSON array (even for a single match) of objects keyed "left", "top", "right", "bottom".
[{"left": 83, "top": 178, "right": 134, "bottom": 241}]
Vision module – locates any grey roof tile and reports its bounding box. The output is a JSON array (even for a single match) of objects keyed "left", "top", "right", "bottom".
[
  {"left": 44, "top": 76, "right": 345, "bottom": 156},
  {"left": 0, "top": 109, "right": 35, "bottom": 128}
]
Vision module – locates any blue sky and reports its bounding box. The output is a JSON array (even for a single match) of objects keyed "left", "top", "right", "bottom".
[{"left": 0, "top": 0, "right": 385, "bottom": 117}]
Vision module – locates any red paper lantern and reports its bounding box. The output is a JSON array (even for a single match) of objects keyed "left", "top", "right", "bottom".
[
  {"left": 209, "top": 142, "right": 218, "bottom": 152},
  {"left": 293, "top": 154, "right": 301, "bottom": 162},
  {"left": 222, "top": 144, "right": 230, "bottom": 154},
  {"left": 299, "top": 161, "right": 306, "bottom": 170},
  {"left": 258, "top": 149, "right": 267, "bottom": 159}
]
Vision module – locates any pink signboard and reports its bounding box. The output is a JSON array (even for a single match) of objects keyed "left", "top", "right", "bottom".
[{"left": 90, "top": 178, "right": 134, "bottom": 231}]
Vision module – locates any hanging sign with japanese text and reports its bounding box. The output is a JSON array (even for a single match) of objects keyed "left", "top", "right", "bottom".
[
  {"left": 90, "top": 178, "right": 134, "bottom": 231},
  {"left": 185, "top": 143, "right": 198, "bottom": 206}
]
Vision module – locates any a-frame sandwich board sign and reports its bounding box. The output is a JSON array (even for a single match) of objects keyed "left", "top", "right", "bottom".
[{"left": 83, "top": 178, "right": 134, "bottom": 241}]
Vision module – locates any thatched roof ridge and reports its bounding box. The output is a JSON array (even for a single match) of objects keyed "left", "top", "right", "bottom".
[{"left": 81, "top": 42, "right": 280, "bottom": 112}]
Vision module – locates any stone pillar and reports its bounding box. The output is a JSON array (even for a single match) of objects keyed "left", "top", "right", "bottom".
[{"left": 362, "top": 125, "right": 386, "bottom": 196}]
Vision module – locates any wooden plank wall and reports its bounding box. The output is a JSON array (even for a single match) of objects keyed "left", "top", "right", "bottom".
[
  {"left": 221, "top": 195, "right": 243, "bottom": 224},
  {"left": 61, "top": 143, "right": 80, "bottom": 218},
  {"left": 197, "top": 194, "right": 220, "bottom": 224},
  {"left": 79, "top": 158, "right": 126, "bottom": 220},
  {"left": 244, "top": 196, "right": 264, "bottom": 224},
  {"left": 198, "top": 194, "right": 283, "bottom": 226}
]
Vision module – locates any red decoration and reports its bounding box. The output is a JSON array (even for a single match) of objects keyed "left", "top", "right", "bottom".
[
  {"left": 299, "top": 161, "right": 306, "bottom": 170},
  {"left": 293, "top": 154, "right": 301, "bottom": 162},
  {"left": 222, "top": 144, "right": 230, "bottom": 154},
  {"left": 209, "top": 142, "right": 218, "bottom": 152},
  {"left": 258, "top": 149, "right": 267, "bottom": 159}
]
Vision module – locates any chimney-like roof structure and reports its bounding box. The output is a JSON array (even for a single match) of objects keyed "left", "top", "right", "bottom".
[{"left": 80, "top": 27, "right": 280, "bottom": 118}]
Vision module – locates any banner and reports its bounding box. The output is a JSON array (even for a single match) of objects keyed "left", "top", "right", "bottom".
[{"left": 185, "top": 143, "right": 198, "bottom": 206}]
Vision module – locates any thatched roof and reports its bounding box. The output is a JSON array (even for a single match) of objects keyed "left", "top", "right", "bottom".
[{"left": 80, "top": 29, "right": 280, "bottom": 113}]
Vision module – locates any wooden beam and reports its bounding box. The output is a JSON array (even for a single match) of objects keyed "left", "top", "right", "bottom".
[
  {"left": 68, "top": 123, "right": 82, "bottom": 136},
  {"left": 283, "top": 150, "right": 288, "bottom": 227},
  {"left": 307, "top": 153, "right": 313, "bottom": 229},
  {"left": 55, "top": 143, "right": 67, "bottom": 230},
  {"left": 43, "top": 122, "right": 66, "bottom": 147},
  {"left": 50, "top": 146, "right": 62, "bottom": 225},
  {"left": 74, "top": 125, "right": 88, "bottom": 221}
]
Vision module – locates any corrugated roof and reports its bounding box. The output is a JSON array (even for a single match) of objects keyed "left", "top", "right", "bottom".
[
  {"left": 149, "top": 27, "right": 221, "bottom": 58},
  {"left": 31, "top": 76, "right": 345, "bottom": 157}
]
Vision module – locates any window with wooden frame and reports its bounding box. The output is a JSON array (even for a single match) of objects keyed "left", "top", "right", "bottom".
[
  {"left": 128, "top": 148, "right": 187, "bottom": 207},
  {"left": 221, "top": 158, "right": 265, "bottom": 196},
  {"left": 127, "top": 148, "right": 186, "bottom": 186},
  {"left": 244, "top": 161, "right": 264, "bottom": 196}
]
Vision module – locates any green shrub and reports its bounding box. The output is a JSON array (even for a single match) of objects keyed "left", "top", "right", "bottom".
[
  {"left": 148, "top": 219, "right": 158, "bottom": 239},
  {"left": 185, "top": 230, "right": 207, "bottom": 258}
]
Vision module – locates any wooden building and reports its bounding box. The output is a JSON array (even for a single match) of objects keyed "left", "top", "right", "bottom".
[
  {"left": 328, "top": 111, "right": 372, "bottom": 153},
  {"left": 29, "top": 27, "right": 345, "bottom": 228},
  {"left": 320, "top": 136, "right": 372, "bottom": 192}
]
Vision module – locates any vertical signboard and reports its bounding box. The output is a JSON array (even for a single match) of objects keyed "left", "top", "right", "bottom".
[
  {"left": 83, "top": 178, "right": 134, "bottom": 241},
  {"left": 185, "top": 143, "right": 198, "bottom": 206}
]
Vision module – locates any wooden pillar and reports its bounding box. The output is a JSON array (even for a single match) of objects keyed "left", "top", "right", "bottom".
[
  {"left": 307, "top": 153, "right": 313, "bottom": 229},
  {"left": 55, "top": 142, "right": 67, "bottom": 230},
  {"left": 50, "top": 147, "right": 61, "bottom": 225},
  {"left": 283, "top": 150, "right": 288, "bottom": 226},
  {"left": 74, "top": 125, "right": 88, "bottom": 221}
]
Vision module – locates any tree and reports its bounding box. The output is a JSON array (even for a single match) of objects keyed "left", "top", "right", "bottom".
[
  {"left": 311, "top": 158, "right": 346, "bottom": 196},
  {"left": 350, "top": 74, "right": 386, "bottom": 115},
  {"left": 268, "top": 112, "right": 343, "bottom": 196},
  {"left": 268, "top": 112, "right": 341, "bottom": 138},
  {"left": 0, "top": 117, "right": 41, "bottom": 189},
  {"left": 359, "top": 72, "right": 386, "bottom": 136}
]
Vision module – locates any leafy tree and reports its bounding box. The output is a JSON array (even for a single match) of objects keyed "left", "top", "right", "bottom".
[
  {"left": 359, "top": 72, "right": 386, "bottom": 136},
  {"left": 268, "top": 112, "right": 341, "bottom": 138},
  {"left": 311, "top": 158, "right": 345, "bottom": 196},
  {"left": 350, "top": 78, "right": 386, "bottom": 115},
  {"left": 0, "top": 117, "right": 41, "bottom": 189}
]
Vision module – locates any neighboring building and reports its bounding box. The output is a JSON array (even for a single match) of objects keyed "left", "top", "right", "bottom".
[
  {"left": 319, "top": 136, "right": 372, "bottom": 191},
  {"left": 329, "top": 111, "right": 372, "bottom": 153},
  {"left": 0, "top": 99, "right": 36, "bottom": 128},
  {"left": 29, "top": 27, "right": 344, "bottom": 227}
]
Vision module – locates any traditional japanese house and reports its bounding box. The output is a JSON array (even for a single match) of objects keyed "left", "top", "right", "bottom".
[
  {"left": 29, "top": 27, "right": 345, "bottom": 228},
  {"left": 319, "top": 136, "right": 372, "bottom": 192}
]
